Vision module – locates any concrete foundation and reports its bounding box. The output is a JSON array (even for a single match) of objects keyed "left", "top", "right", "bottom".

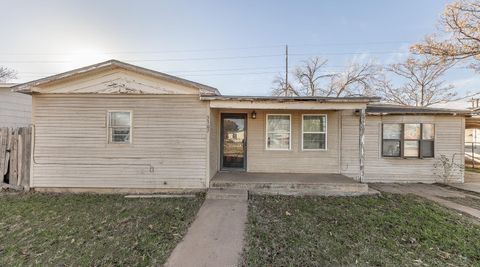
[{"left": 211, "top": 171, "right": 370, "bottom": 196}]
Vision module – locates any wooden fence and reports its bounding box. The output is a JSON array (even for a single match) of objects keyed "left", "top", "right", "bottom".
[{"left": 0, "top": 127, "right": 32, "bottom": 190}]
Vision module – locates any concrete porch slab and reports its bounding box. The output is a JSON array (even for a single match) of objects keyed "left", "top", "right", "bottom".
[
  {"left": 449, "top": 172, "right": 480, "bottom": 194},
  {"left": 211, "top": 172, "right": 370, "bottom": 196}
]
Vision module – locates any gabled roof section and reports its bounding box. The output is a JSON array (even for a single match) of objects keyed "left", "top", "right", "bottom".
[
  {"left": 12, "top": 59, "right": 220, "bottom": 95},
  {"left": 366, "top": 103, "right": 473, "bottom": 116}
]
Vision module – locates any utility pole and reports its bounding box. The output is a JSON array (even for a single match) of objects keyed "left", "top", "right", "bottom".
[{"left": 285, "top": 44, "right": 288, "bottom": 96}]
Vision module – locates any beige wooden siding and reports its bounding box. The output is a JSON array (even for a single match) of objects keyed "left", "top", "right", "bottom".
[
  {"left": 0, "top": 88, "right": 31, "bottom": 127},
  {"left": 214, "top": 109, "right": 340, "bottom": 173},
  {"left": 209, "top": 109, "right": 220, "bottom": 179},
  {"left": 32, "top": 94, "right": 209, "bottom": 189},
  {"left": 340, "top": 110, "right": 360, "bottom": 179},
  {"left": 341, "top": 111, "right": 465, "bottom": 183}
]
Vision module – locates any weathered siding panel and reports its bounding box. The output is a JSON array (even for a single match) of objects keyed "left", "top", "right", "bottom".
[
  {"left": 340, "top": 110, "right": 360, "bottom": 179},
  {"left": 32, "top": 94, "right": 209, "bottom": 189},
  {"left": 341, "top": 111, "right": 465, "bottom": 183},
  {"left": 0, "top": 88, "right": 31, "bottom": 127},
  {"left": 215, "top": 109, "right": 340, "bottom": 173},
  {"left": 209, "top": 109, "right": 220, "bottom": 180}
]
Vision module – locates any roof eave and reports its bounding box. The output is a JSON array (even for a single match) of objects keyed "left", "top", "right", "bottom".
[
  {"left": 366, "top": 111, "right": 472, "bottom": 116},
  {"left": 200, "top": 95, "right": 380, "bottom": 103}
]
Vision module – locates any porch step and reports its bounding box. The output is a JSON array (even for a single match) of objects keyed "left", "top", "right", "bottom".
[
  {"left": 210, "top": 181, "right": 369, "bottom": 196},
  {"left": 206, "top": 188, "right": 248, "bottom": 200}
]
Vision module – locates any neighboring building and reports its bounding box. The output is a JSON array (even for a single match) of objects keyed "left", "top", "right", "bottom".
[
  {"left": 12, "top": 60, "right": 470, "bottom": 192},
  {"left": 0, "top": 83, "right": 31, "bottom": 127}
]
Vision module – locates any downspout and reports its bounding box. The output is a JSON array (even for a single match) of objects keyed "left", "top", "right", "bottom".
[{"left": 359, "top": 108, "right": 366, "bottom": 183}]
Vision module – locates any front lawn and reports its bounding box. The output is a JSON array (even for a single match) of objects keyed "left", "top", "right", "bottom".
[
  {"left": 243, "top": 194, "right": 480, "bottom": 266},
  {"left": 0, "top": 193, "right": 204, "bottom": 266}
]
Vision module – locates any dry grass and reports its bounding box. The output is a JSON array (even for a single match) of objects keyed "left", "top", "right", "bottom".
[
  {"left": 243, "top": 193, "right": 480, "bottom": 266},
  {"left": 0, "top": 192, "right": 204, "bottom": 266}
]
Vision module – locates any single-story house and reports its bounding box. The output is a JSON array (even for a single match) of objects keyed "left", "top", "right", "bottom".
[
  {"left": 0, "top": 83, "right": 31, "bottom": 127},
  {"left": 12, "top": 60, "right": 471, "bottom": 193}
]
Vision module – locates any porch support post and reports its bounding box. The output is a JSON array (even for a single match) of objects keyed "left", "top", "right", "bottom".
[{"left": 359, "top": 108, "right": 366, "bottom": 182}]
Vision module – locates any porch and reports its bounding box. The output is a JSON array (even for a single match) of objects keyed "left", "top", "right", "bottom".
[
  {"left": 210, "top": 171, "right": 371, "bottom": 196},
  {"left": 205, "top": 95, "right": 374, "bottom": 185}
]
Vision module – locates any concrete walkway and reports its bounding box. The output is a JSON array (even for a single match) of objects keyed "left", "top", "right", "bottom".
[
  {"left": 449, "top": 183, "right": 480, "bottom": 194},
  {"left": 371, "top": 183, "right": 480, "bottom": 222},
  {"left": 449, "top": 171, "right": 480, "bottom": 194},
  {"left": 165, "top": 189, "right": 248, "bottom": 267}
]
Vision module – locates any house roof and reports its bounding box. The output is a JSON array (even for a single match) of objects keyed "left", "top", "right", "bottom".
[
  {"left": 0, "top": 83, "right": 17, "bottom": 88},
  {"left": 466, "top": 115, "right": 480, "bottom": 128},
  {"left": 200, "top": 95, "right": 380, "bottom": 103},
  {"left": 12, "top": 59, "right": 220, "bottom": 95},
  {"left": 366, "top": 103, "right": 473, "bottom": 116}
]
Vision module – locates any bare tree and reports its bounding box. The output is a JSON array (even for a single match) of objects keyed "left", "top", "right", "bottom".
[
  {"left": 293, "top": 57, "right": 332, "bottom": 96},
  {"left": 272, "top": 57, "right": 381, "bottom": 97},
  {"left": 328, "top": 62, "right": 382, "bottom": 97},
  {"left": 271, "top": 74, "right": 299, "bottom": 96},
  {"left": 377, "top": 55, "right": 457, "bottom": 107},
  {"left": 0, "top": 66, "right": 17, "bottom": 82},
  {"left": 412, "top": 0, "right": 480, "bottom": 69}
]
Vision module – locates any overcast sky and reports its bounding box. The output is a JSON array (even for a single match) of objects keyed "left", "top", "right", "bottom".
[{"left": 1, "top": 0, "right": 477, "bottom": 108}]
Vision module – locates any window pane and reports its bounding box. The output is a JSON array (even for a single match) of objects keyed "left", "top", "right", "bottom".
[
  {"left": 267, "top": 115, "right": 290, "bottom": 132},
  {"left": 111, "top": 127, "right": 130, "bottom": 143},
  {"left": 382, "top": 140, "right": 400, "bottom": 157},
  {"left": 110, "top": 112, "right": 131, "bottom": 127},
  {"left": 303, "top": 133, "right": 326, "bottom": 150},
  {"left": 421, "top": 140, "right": 434, "bottom": 158},
  {"left": 404, "top": 124, "right": 421, "bottom": 139},
  {"left": 422, "top": 124, "right": 435, "bottom": 140},
  {"left": 404, "top": 140, "right": 419, "bottom": 157},
  {"left": 383, "top": 124, "right": 401, "bottom": 139},
  {"left": 303, "top": 116, "right": 326, "bottom": 132},
  {"left": 267, "top": 133, "right": 290, "bottom": 149},
  {"left": 112, "top": 134, "right": 129, "bottom": 143}
]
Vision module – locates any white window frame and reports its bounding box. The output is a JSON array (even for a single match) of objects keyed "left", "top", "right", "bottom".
[
  {"left": 301, "top": 114, "right": 328, "bottom": 151},
  {"left": 107, "top": 110, "right": 133, "bottom": 144},
  {"left": 265, "top": 114, "right": 291, "bottom": 151}
]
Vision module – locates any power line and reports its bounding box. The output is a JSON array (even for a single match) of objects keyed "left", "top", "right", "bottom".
[
  {"left": 17, "top": 66, "right": 287, "bottom": 76},
  {"left": 0, "top": 50, "right": 410, "bottom": 64},
  {"left": 17, "top": 71, "right": 282, "bottom": 78},
  {"left": 15, "top": 64, "right": 472, "bottom": 78},
  {"left": 0, "top": 40, "right": 414, "bottom": 56}
]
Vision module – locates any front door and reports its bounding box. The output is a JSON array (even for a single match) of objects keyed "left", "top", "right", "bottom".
[{"left": 221, "top": 114, "right": 247, "bottom": 170}]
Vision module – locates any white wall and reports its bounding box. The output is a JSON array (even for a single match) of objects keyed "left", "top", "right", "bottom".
[
  {"left": 32, "top": 94, "right": 210, "bottom": 189},
  {"left": 0, "top": 86, "right": 31, "bottom": 127}
]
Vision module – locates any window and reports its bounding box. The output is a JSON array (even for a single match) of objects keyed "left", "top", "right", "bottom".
[
  {"left": 421, "top": 124, "right": 435, "bottom": 158},
  {"left": 302, "top": 115, "right": 327, "bottom": 150},
  {"left": 404, "top": 124, "right": 421, "bottom": 157},
  {"left": 108, "top": 111, "right": 132, "bottom": 144},
  {"left": 266, "top": 114, "right": 291, "bottom": 150},
  {"left": 382, "top": 123, "right": 435, "bottom": 158},
  {"left": 382, "top": 124, "right": 401, "bottom": 157}
]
